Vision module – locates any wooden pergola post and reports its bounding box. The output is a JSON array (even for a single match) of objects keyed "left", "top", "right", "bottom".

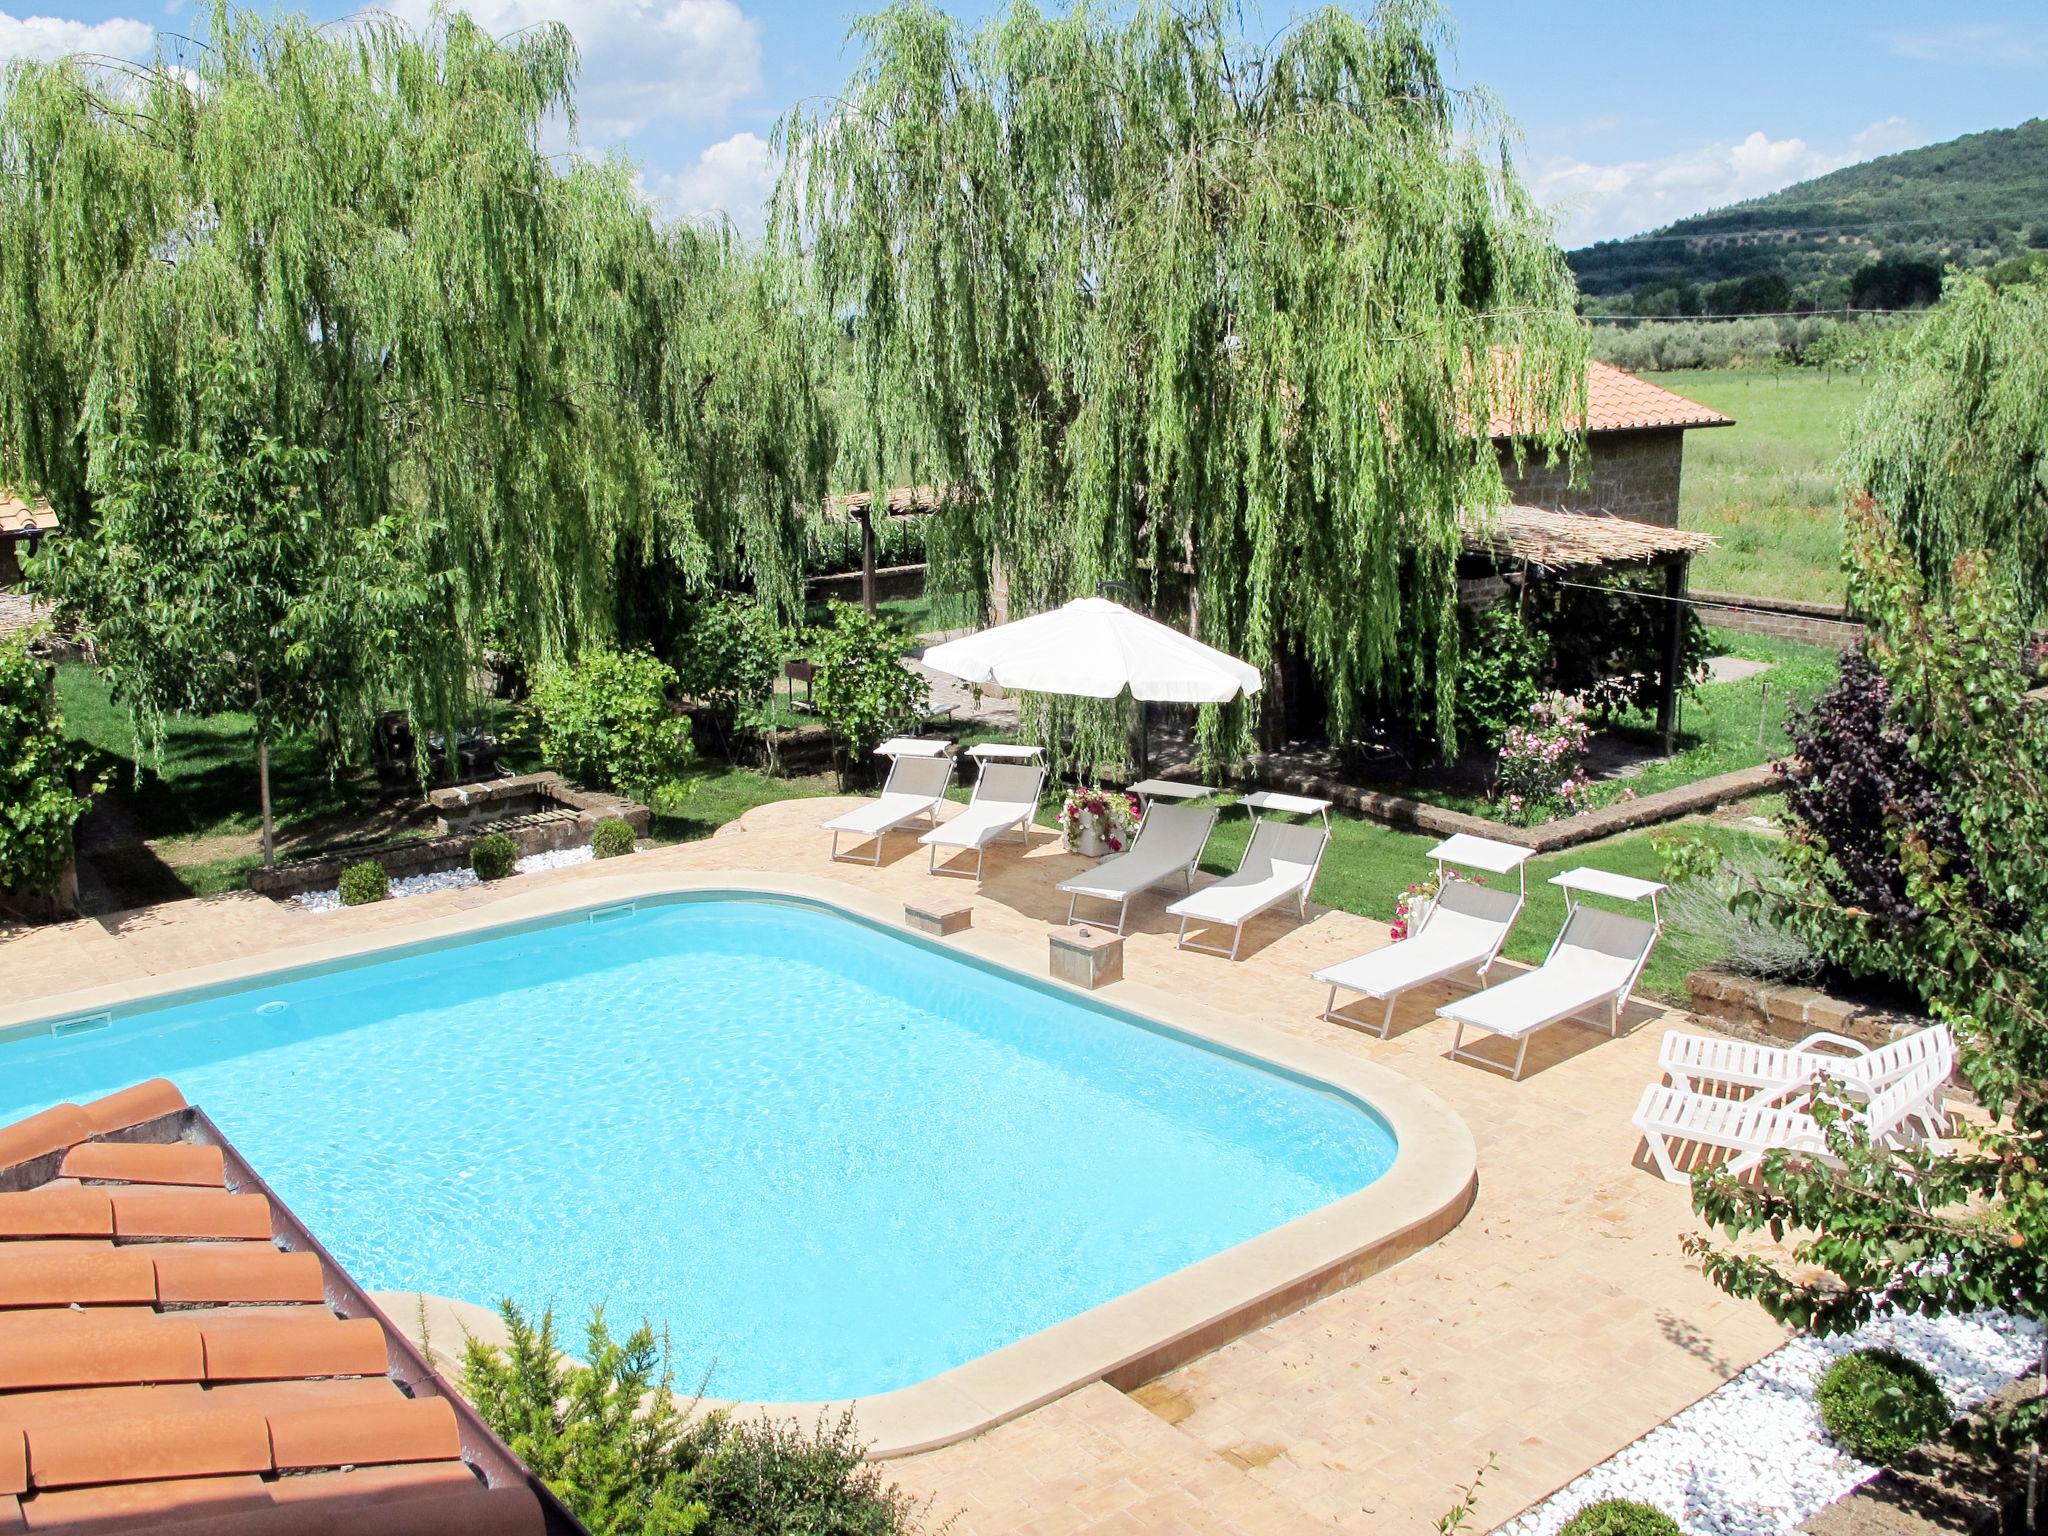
[
  {"left": 856, "top": 506, "right": 877, "bottom": 614},
  {"left": 1656, "top": 555, "right": 1690, "bottom": 755}
]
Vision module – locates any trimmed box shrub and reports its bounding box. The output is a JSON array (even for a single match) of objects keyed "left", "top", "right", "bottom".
[
  {"left": 591, "top": 817, "right": 636, "bottom": 860},
  {"left": 337, "top": 861, "right": 390, "bottom": 906},
  {"left": 470, "top": 832, "right": 518, "bottom": 882},
  {"left": 1817, "top": 1347, "right": 1950, "bottom": 1465},
  {"left": 1559, "top": 1500, "right": 1682, "bottom": 1536}
]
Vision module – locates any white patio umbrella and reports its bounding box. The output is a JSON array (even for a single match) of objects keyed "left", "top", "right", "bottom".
[{"left": 919, "top": 597, "right": 1262, "bottom": 703}]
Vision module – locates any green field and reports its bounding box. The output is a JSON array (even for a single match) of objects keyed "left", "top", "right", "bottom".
[{"left": 1649, "top": 368, "right": 1872, "bottom": 602}]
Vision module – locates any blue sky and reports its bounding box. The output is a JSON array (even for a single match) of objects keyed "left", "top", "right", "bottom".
[{"left": 5, "top": 0, "right": 2044, "bottom": 242}]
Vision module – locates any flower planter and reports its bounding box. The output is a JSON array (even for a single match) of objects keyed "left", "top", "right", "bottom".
[{"left": 1077, "top": 827, "right": 1106, "bottom": 858}]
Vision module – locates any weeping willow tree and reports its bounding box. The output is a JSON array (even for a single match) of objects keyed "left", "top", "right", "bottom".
[
  {"left": 0, "top": 3, "right": 829, "bottom": 762},
  {"left": 775, "top": 0, "right": 1584, "bottom": 762},
  {"left": 1841, "top": 271, "right": 2048, "bottom": 614}
]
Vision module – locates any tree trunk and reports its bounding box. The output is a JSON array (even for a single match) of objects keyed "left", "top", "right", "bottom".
[
  {"left": 858, "top": 508, "right": 877, "bottom": 614},
  {"left": 251, "top": 674, "right": 276, "bottom": 869}
]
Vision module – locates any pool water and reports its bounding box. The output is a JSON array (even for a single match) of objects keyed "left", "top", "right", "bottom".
[{"left": 2, "top": 897, "right": 1397, "bottom": 1401}]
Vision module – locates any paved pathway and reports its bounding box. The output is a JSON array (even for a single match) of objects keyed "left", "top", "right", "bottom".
[{"left": 1, "top": 798, "right": 1788, "bottom": 1533}]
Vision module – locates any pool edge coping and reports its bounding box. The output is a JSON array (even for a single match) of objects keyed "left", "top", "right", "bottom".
[{"left": 1, "top": 867, "right": 1479, "bottom": 1460}]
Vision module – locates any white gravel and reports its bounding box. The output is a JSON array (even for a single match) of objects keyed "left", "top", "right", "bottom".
[
  {"left": 1499, "top": 1308, "right": 2042, "bottom": 1536},
  {"left": 290, "top": 845, "right": 599, "bottom": 912}
]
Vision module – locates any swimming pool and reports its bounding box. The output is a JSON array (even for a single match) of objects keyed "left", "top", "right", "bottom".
[{"left": 1, "top": 893, "right": 1399, "bottom": 1405}]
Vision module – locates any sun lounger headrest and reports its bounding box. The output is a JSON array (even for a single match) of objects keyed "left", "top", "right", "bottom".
[
  {"left": 887, "top": 753, "right": 954, "bottom": 797},
  {"left": 1434, "top": 877, "right": 1521, "bottom": 927},
  {"left": 1555, "top": 905, "right": 1658, "bottom": 967},
  {"left": 1248, "top": 818, "right": 1329, "bottom": 867},
  {"left": 975, "top": 761, "right": 1045, "bottom": 805}
]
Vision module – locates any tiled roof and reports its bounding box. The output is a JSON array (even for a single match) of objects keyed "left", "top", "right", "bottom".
[
  {"left": 1463, "top": 504, "right": 1714, "bottom": 573},
  {"left": 0, "top": 496, "right": 56, "bottom": 540},
  {"left": 0, "top": 1081, "right": 585, "bottom": 1535},
  {"left": 1489, "top": 360, "right": 1733, "bottom": 438}
]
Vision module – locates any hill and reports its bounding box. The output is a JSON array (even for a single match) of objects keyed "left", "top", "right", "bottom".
[{"left": 1568, "top": 118, "right": 2048, "bottom": 311}]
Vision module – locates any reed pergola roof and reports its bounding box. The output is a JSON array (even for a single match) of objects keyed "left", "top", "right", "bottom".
[{"left": 1465, "top": 504, "right": 1715, "bottom": 574}]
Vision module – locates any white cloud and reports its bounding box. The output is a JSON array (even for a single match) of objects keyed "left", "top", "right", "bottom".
[
  {"left": 1541, "top": 117, "right": 1924, "bottom": 247},
  {"left": 388, "top": 0, "right": 762, "bottom": 139},
  {"left": 643, "top": 130, "right": 776, "bottom": 235},
  {"left": 1889, "top": 23, "right": 2048, "bottom": 70},
  {"left": 0, "top": 10, "right": 154, "bottom": 63}
]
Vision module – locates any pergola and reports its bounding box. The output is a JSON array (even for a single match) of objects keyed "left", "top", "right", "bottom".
[{"left": 1460, "top": 503, "right": 1714, "bottom": 753}]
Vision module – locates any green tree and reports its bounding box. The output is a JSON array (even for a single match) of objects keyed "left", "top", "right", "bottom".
[
  {"left": 527, "top": 648, "right": 692, "bottom": 799},
  {"left": 33, "top": 355, "right": 431, "bottom": 866},
  {"left": 1840, "top": 273, "right": 2048, "bottom": 612},
  {"left": 0, "top": 631, "right": 92, "bottom": 906},
  {"left": 775, "top": 0, "right": 1585, "bottom": 761},
  {"left": 674, "top": 593, "right": 785, "bottom": 755},
  {"left": 0, "top": 4, "right": 826, "bottom": 716},
  {"left": 462, "top": 1303, "right": 709, "bottom": 1536},
  {"left": 1683, "top": 497, "right": 2048, "bottom": 1519},
  {"left": 808, "top": 604, "right": 928, "bottom": 773}
]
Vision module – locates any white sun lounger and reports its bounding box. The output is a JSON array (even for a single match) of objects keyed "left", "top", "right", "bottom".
[
  {"left": 1167, "top": 803, "right": 1332, "bottom": 960},
  {"left": 1439, "top": 868, "right": 1664, "bottom": 1080},
  {"left": 1314, "top": 834, "right": 1531, "bottom": 1037},
  {"left": 1058, "top": 802, "right": 1220, "bottom": 932},
  {"left": 1632, "top": 1055, "right": 1950, "bottom": 1185},
  {"left": 920, "top": 750, "right": 1047, "bottom": 879},
  {"left": 821, "top": 743, "right": 956, "bottom": 864},
  {"left": 1659, "top": 1022, "right": 1954, "bottom": 1130}
]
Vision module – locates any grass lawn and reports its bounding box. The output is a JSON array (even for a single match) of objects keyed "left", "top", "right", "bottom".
[
  {"left": 1591, "top": 627, "right": 1837, "bottom": 799},
  {"left": 55, "top": 663, "right": 430, "bottom": 900},
  {"left": 1649, "top": 367, "right": 1873, "bottom": 603},
  {"left": 1364, "top": 627, "right": 1837, "bottom": 821},
  {"left": 645, "top": 764, "right": 839, "bottom": 843}
]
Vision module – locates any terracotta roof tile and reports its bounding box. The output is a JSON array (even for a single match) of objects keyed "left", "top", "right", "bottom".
[
  {"left": 264, "top": 1461, "right": 481, "bottom": 1503},
  {"left": 0, "top": 1429, "right": 22, "bottom": 1498},
  {"left": 78, "top": 1081, "right": 187, "bottom": 1137},
  {"left": 153, "top": 1248, "right": 325, "bottom": 1307},
  {"left": 267, "top": 1395, "right": 460, "bottom": 1470},
  {"left": 1487, "top": 358, "right": 1733, "bottom": 438},
  {"left": 24, "top": 1404, "right": 271, "bottom": 1489},
  {"left": 0, "top": 496, "right": 57, "bottom": 541},
  {"left": 0, "top": 1086, "right": 579, "bottom": 1536},
  {"left": 206, "top": 1376, "right": 404, "bottom": 1411},
  {"left": 0, "top": 1109, "right": 93, "bottom": 1175},
  {"left": 0, "top": 1313, "right": 206, "bottom": 1391},
  {"left": 110, "top": 1191, "right": 272, "bottom": 1243},
  {"left": 15, "top": 1473, "right": 270, "bottom": 1529},
  {"left": 60, "top": 1142, "right": 225, "bottom": 1188},
  {"left": 0, "top": 1250, "right": 157, "bottom": 1309},
  {"left": 0, "top": 1191, "right": 113, "bottom": 1240},
  {"left": 0, "top": 1385, "right": 210, "bottom": 1431},
  {"left": 198, "top": 1313, "right": 390, "bottom": 1382}
]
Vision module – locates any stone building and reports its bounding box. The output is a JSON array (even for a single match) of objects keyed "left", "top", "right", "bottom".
[{"left": 1491, "top": 359, "right": 1731, "bottom": 529}]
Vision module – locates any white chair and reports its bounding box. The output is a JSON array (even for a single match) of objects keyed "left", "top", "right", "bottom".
[
  {"left": 1314, "top": 834, "right": 1531, "bottom": 1038},
  {"left": 1632, "top": 1056, "right": 1950, "bottom": 1185},
  {"left": 1167, "top": 796, "right": 1333, "bottom": 961},
  {"left": 1438, "top": 868, "right": 1665, "bottom": 1080},
  {"left": 1058, "top": 802, "right": 1219, "bottom": 933},
  {"left": 1659, "top": 1023, "right": 1954, "bottom": 1140},
  {"left": 820, "top": 740, "right": 955, "bottom": 864},
  {"left": 920, "top": 747, "right": 1047, "bottom": 879}
]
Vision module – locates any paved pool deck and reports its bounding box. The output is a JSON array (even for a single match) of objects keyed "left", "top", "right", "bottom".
[{"left": 0, "top": 796, "right": 1787, "bottom": 1535}]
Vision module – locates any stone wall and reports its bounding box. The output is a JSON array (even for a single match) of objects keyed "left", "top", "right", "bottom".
[
  {"left": 1691, "top": 590, "right": 1864, "bottom": 650},
  {"left": 805, "top": 562, "right": 928, "bottom": 606},
  {"left": 248, "top": 774, "right": 648, "bottom": 900},
  {"left": 1497, "top": 429, "right": 1686, "bottom": 528}
]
